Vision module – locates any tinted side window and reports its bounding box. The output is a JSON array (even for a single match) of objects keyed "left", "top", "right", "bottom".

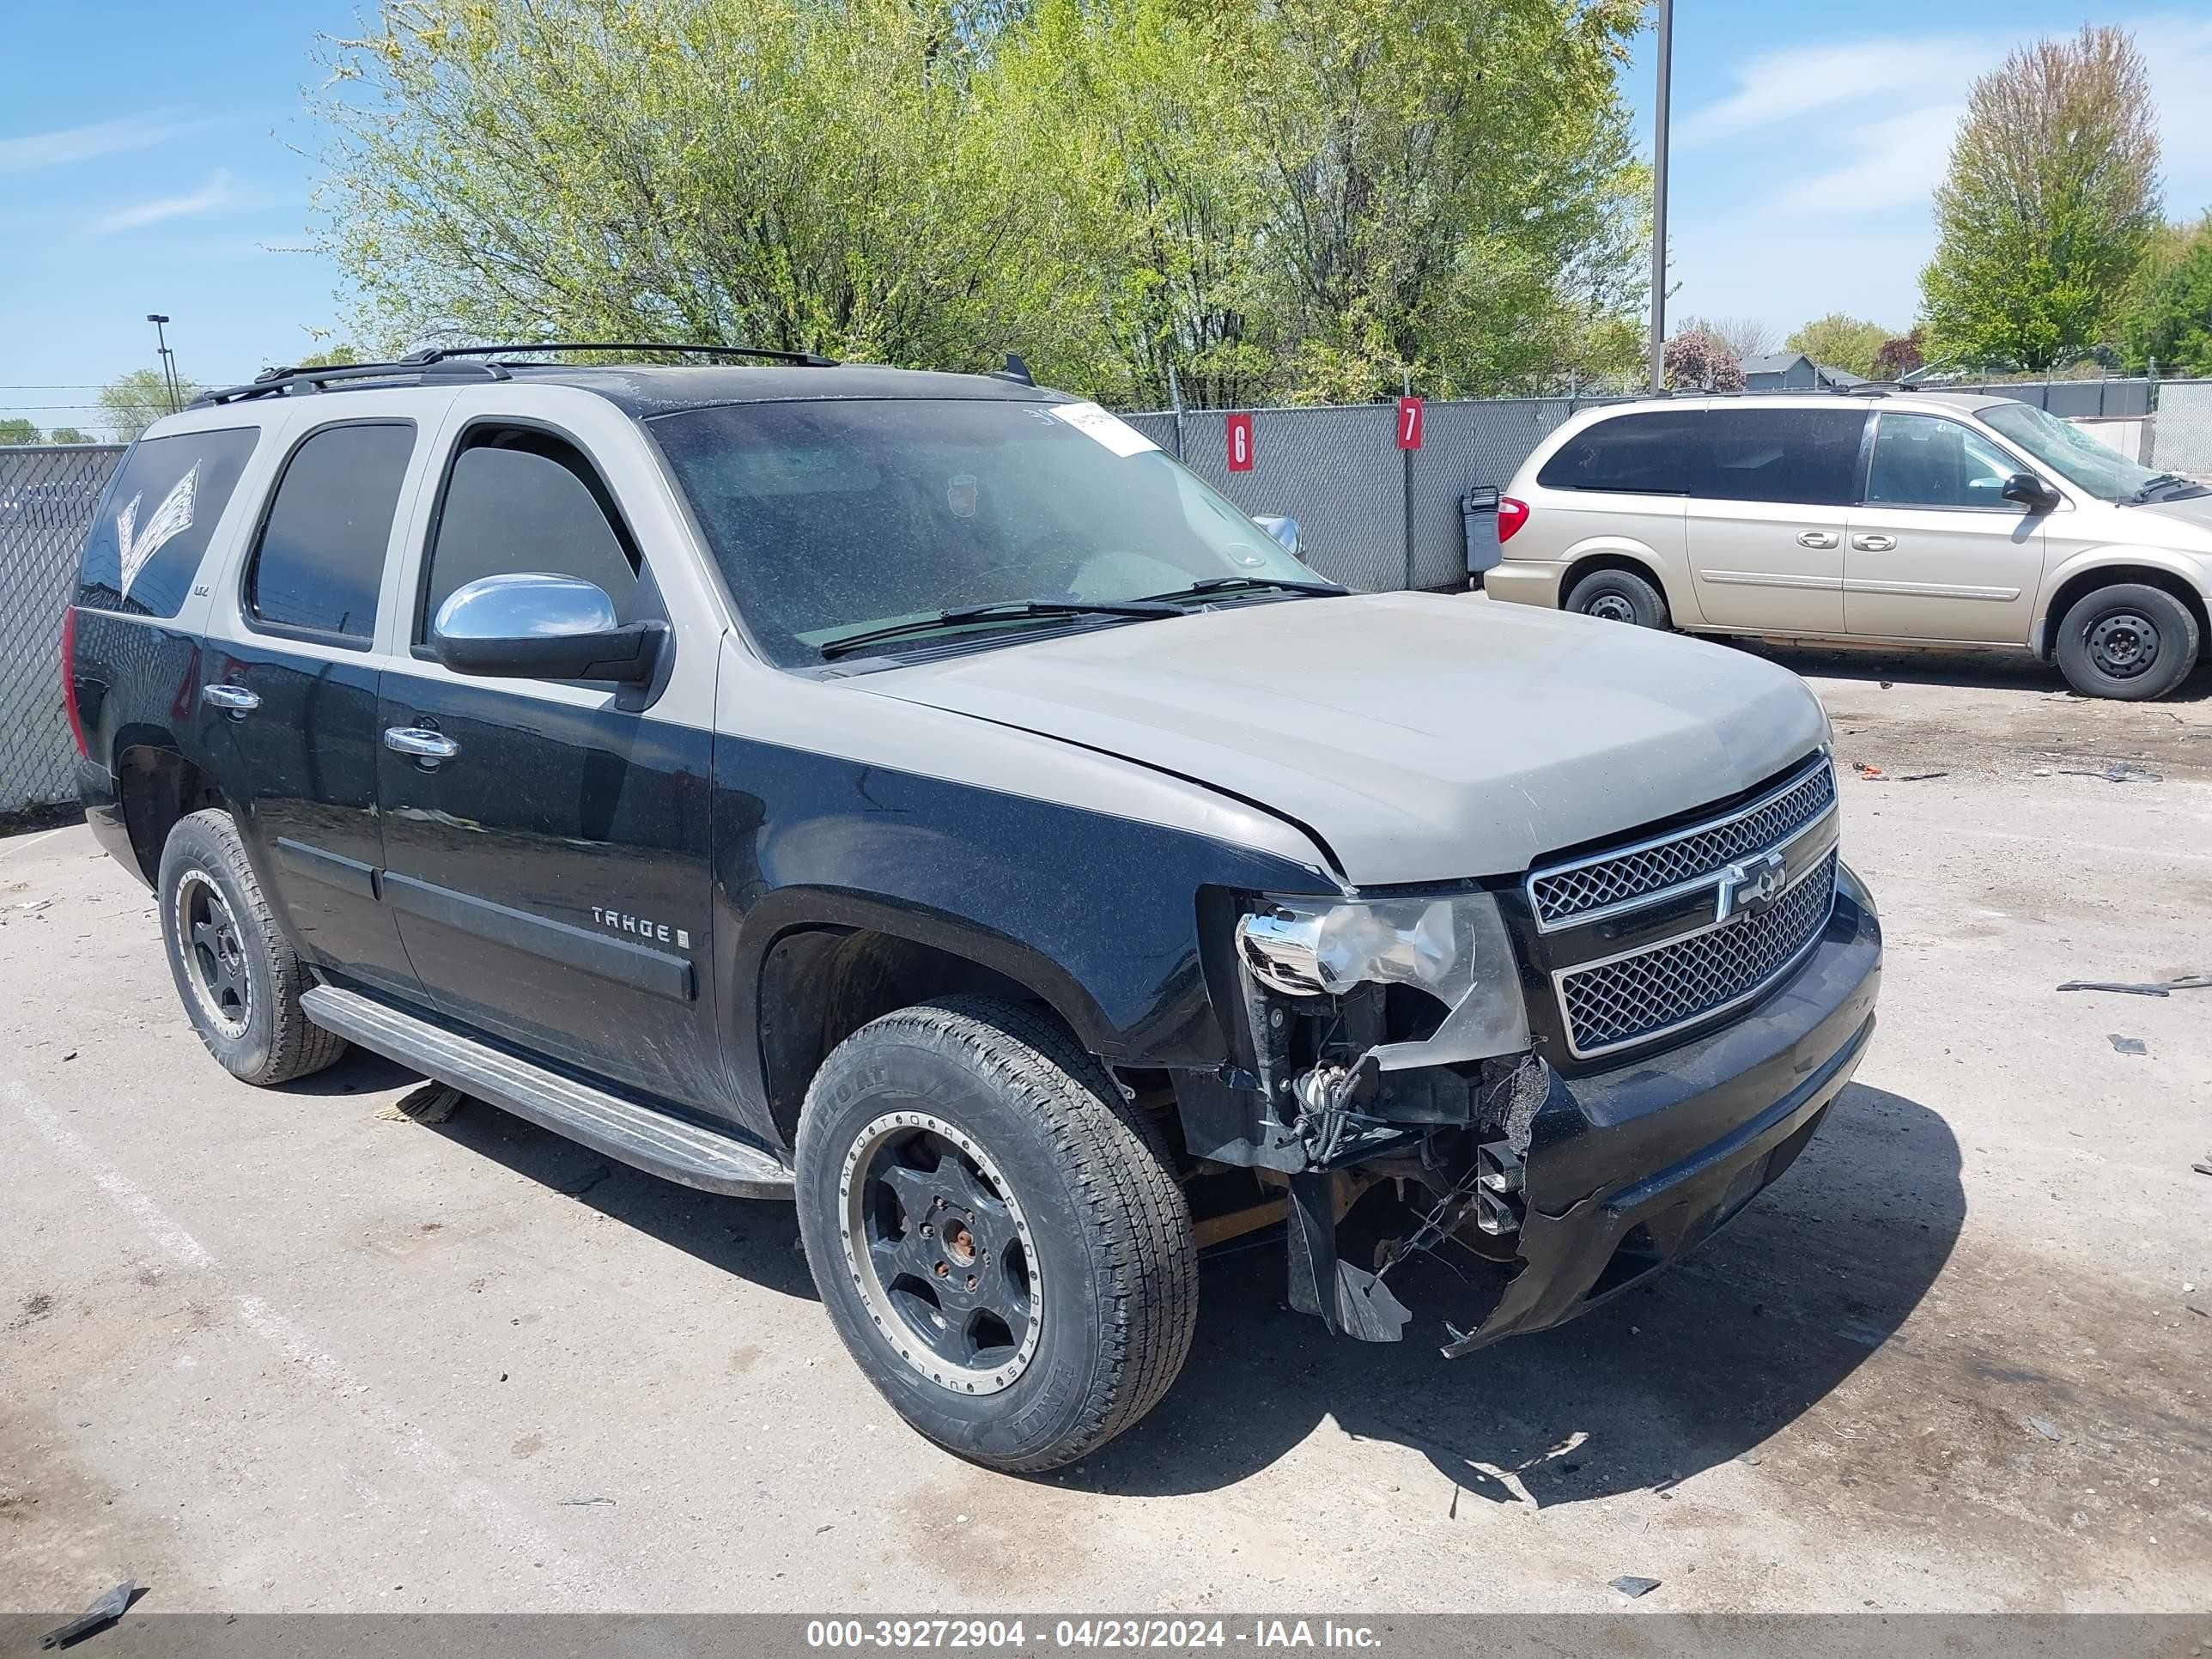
[
  {"left": 1867, "top": 414, "right": 2020, "bottom": 509},
  {"left": 76, "top": 428, "right": 260, "bottom": 618},
  {"left": 1703, "top": 409, "right": 1867, "bottom": 507},
  {"left": 418, "top": 430, "right": 640, "bottom": 641},
  {"left": 1537, "top": 411, "right": 1706, "bottom": 495},
  {"left": 246, "top": 423, "right": 415, "bottom": 641}
]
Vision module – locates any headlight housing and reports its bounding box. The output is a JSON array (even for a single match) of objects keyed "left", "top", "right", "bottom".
[{"left": 1236, "top": 890, "right": 1529, "bottom": 1069}]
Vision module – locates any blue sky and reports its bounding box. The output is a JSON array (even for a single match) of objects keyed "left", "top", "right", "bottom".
[{"left": 5, "top": 1, "right": 2211, "bottom": 437}]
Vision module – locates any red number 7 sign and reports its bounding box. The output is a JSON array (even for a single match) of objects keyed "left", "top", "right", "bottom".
[
  {"left": 1397, "top": 395, "right": 1424, "bottom": 450},
  {"left": 1226, "top": 412, "right": 1254, "bottom": 471}
]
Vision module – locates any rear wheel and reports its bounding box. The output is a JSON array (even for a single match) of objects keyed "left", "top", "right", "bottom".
[
  {"left": 794, "top": 995, "right": 1197, "bottom": 1473},
  {"left": 2054, "top": 582, "right": 2199, "bottom": 701},
  {"left": 157, "top": 810, "right": 349, "bottom": 1085},
  {"left": 1565, "top": 567, "right": 1669, "bottom": 629}
]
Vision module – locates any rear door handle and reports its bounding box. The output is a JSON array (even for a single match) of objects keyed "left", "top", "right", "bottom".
[
  {"left": 1852, "top": 533, "right": 1896, "bottom": 552},
  {"left": 1796, "top": 531, "right": 1838, "bottom": 549},
  {"left": 384, "top": 726, "right": 459, "bottom": 764},
  {"left": 201, "top": 684, "right": 260, "bottom": 716}
]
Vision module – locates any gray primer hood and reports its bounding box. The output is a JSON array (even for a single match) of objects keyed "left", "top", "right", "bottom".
[{"left": 855, "top": 592, "right": 1829, "bottom": 887}]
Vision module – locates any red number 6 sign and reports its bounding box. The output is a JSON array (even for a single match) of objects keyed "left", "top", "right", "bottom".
[{"left": 1225, "top": 412, "right": 1254, "bottom": 472}]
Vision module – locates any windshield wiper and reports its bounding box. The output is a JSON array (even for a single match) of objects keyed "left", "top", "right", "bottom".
[
  {"left": 1136, "top": 575, "right": 1349, "bottom": 605},
  {"left": 2128, "top": 471, "right": 2195, "bottom": 503},
  {"left": 816, "top": 599, "right": 1182, "bottom": 659}
]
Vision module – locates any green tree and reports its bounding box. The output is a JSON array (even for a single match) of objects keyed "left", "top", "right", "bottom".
[
  {"left": 97, "top": 368, "right": 204, "bottom": 441},
  {"left": 1784, "top": 313, "right": 1890, "bottom": 378},
  {"left": 292, "top": 343, "right": 362, "bottom": 369},
  {"left": 2119, "top": 216, "right": 2212, "bottom": 375},
  {"left": 48, "top": 427, "right": 94, "bottom": 444},
  {"left": 0, "top": 418, "right": 44, "bottom": 445},
  {"left": 315, "top": 0, "right": 1650, "bottom": 405},
  {"left": 1920, "top": 26, "right": 2162, "bottom": 371}
]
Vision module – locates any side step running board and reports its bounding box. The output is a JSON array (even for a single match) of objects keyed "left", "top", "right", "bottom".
[{"left": 301, "top": 985, "right": 794, "bottom": 1200}]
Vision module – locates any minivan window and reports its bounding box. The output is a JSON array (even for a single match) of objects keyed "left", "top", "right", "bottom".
[
  {"left": 1866, "top": 414, "right": 2019, "bottom": 510},
  {"left": 76, "top": 427, "right": 259, "bottom": 619},
  {"left": 651, "top": 398, "right": 1328, "bottom": 668},
  {"left": 1978, "top": 399, "right": 2205, "bottom": 503},
  {"left": 1536, "top": 411, "right": 1706, "bottom": 495},
  {"left": 419, "top": 429, "right": 640, "bottom": 640},
  {"left": 245, "top": 422, "right": 415, "bottom": 641},
  {"left": 1703, "top": 408, "right": 1865, "bottom": 507}
]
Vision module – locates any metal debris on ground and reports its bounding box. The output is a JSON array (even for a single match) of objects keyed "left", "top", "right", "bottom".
[
  {"left": 558, "top": 1496, "right": 616, "bottom": 1507},
  {"left": 376, "top": 1083, "right": 465, "bottom": 1124},
  {"left": 2108, "top": 1035, "right": 2148, "bottom": 1055},
  {"left": 40, "top": 1579, "right": 135, "bottom": 1649},
  {"left": 2057, "top": 975, "right": 2212, "bottom": 998},
  {"left": 2027, "top": 1417, "right": 2063, "bottom": 1443},
  {"left": 1850, "top": 762, "right": 1885, "bottom": 778},
  {"left": 2194, "top": 1153, "right": 2212, "bottom": 1178},
  {"left": 1609, "top": 1575, "right": 1662, "bottom": 1598},
  {"left": 1899, "top": 771, "right": 1949, "bottom": 781},
  {"left": 2059, "top": 762, "right": 2162, "bottom": 784}
]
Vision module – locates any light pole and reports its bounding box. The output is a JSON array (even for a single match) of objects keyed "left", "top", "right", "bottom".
[
  {"left": 147, "top": 313, "right": 180, "bottom": 414},
  {"left": 1647, "top": 0, "right": 1674, "bottom": 395}
]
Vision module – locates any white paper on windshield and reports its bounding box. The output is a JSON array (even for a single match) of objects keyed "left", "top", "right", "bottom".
[{"left": 1048, "top": 401, "right": 1159, "bottom": 458}]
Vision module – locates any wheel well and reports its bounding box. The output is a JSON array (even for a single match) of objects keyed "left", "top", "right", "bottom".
[
  {"left": 757, "top": 928, "right": 1062, "bottom": 1147},
  {"left": 115, "top": 747, "right": 222, "bottom": 884},
  {"left": 2038, "top": 565, "right": 2210, "bottom": 661},
  {"left": 1561, "top": 551, "right": 1668, "bottom": 610}
]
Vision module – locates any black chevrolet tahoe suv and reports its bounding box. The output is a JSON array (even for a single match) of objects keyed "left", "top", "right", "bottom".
[{"left": 64, "top": 345, "right": 1882, "bottom": 1472}]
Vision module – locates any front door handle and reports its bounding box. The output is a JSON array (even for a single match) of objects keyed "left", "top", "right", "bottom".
[
  {"left": 1796, "top": 531, "right": 1839, "bottom": 549},
  {"left": 201, "top": 684, "right": 260, "bottom": 716},
  {"left": 1852, "top": 533, "right": 1896, "bottom": 552},
  {"left": 384, "top": 726, "right": 459, "bottom": 764}
]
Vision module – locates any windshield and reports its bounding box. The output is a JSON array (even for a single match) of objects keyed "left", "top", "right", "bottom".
[
  {"left": 650, "top": 398, "right": 1330, "bottom": 665},
  {"left": 1977, "top": 401, "right": 2198, "bottom": 502}
]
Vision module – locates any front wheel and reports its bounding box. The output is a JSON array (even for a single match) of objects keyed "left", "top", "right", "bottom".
[
  {"left": 2054, "top": 582, "right": 2200, "bottom": 701},
  {"left": 794, "top": 996, "right": 1198, "bottom": 1473},
  {"left": 1565, "top": 566, "right": 1669, "bottom": 629}
]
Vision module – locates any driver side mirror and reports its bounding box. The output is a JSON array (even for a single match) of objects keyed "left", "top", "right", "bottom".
[
  {"left": 2001, "top": 471, "right": 2058, "bottom": 510},
  {"left": 1253, "top": 514, "right": 1301, "bottom": 557},
  {"left": 432, "top": 573, "right": 666, "bottom": 684}
]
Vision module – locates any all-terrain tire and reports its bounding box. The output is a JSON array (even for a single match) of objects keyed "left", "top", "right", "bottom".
[
  {"left": 793, "top": 995, "right": 1198, "bottom": 1473},
  {"left": 1565, "top": 566, "right": 1670, "bottom": 629},
  {"left": 2053, "top": 581, "right": 2200, "bottom": 701},
  {"left": 157, "top": 809, "right": 349, "bottom": 1085}
]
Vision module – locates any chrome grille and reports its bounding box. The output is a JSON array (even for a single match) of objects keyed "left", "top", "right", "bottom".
[
  {"left": 1559, "top": 850, "right": 1838, "bottom": 1056},
  {"left": 1528, "top": 759, "right": 1836, "bottom": 929}
]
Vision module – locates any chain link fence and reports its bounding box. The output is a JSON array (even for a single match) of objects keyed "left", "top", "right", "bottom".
[
  {"left": 5, "top": 375, "right": 2209, "bottom": 815},
  {"left": 2, "top": 445, "right": 124, "bottom": 814}
]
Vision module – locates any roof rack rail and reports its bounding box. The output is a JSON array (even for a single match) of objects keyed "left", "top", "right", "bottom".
[
  {"left": 193, "top": 340, "right": 835, "bottom": 409},
  {"left": 1838, "top": 384, "right": 1892, "bottom": 398}
]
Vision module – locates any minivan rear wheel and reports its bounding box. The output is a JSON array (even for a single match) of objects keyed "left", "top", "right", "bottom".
[
  {"left": 1565, "top": 567, "right": 1669, "bottom": 630},
  {"left": 2054, "top": 582, "right": 2199, "bottom": 701}
]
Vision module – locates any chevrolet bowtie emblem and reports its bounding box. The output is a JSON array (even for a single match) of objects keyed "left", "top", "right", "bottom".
[{"left": 1717, "top": 849, "right": 1788, "bottom": 923}]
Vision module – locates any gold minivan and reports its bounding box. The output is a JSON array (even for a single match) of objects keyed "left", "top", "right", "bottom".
[{"left": 1486, "top": 390, "right": 2212, "bottom": 699}]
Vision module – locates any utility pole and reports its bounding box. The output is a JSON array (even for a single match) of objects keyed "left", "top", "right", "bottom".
[
  {"left": 147, "top": 313, "right": 180, "bottom": 413},
  {"left": 1647, "top": 0, "right": 1674, "bottom": 395}
]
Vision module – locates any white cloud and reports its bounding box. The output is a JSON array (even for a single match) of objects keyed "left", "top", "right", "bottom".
[
  {"left": 1676, "top": 36, "right": 1990, "bottom": 149},
  {"left": 93, "top": 169, "right": 236, "bottom": 234},
  {"left": 1773, "top": 104, "right": 1964, "bottom": 217},
  {"left": 0, "top": 113, "right": 221, "bottom": 174}
]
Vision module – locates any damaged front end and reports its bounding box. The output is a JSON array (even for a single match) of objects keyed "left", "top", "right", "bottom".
[{"left": 1171, "top": 856, "right": 1883, "bottom": 1358}]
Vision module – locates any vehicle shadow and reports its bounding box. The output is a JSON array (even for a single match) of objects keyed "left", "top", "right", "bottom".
[
  {"left": 1730, "top": 638, "right": 2212, "bottom": 704},
  {"left": 302, "top": 1048, "right": 819, "bottom": 1301},
  {"left": 1071, "top": 1082, "right": 1963, "bottom": 1503}
]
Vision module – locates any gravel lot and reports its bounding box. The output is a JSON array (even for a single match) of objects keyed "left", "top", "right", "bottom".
[{"left": 3, "top": 644, "right": 2208, "bottom": 1616}]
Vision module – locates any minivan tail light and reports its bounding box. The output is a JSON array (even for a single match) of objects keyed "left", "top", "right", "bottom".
[
  {"left": 60, "top": 606, "right": 88, "bottom": 758},
  {"left": 1497, "top": 496, "right": 1529, "bottom": 544}
]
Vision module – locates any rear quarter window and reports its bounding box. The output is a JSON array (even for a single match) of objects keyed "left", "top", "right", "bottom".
[
  {"left": 1537, "top": 411, "right": 1706, "bottom": 495},
  {"left": 76, "top": 427, "right": 260, "bottom": 618}
]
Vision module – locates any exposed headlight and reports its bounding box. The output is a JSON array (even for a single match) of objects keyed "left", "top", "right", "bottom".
[{"left": 1236, "top": 890, "right": 1529, "bottom": 1069}]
